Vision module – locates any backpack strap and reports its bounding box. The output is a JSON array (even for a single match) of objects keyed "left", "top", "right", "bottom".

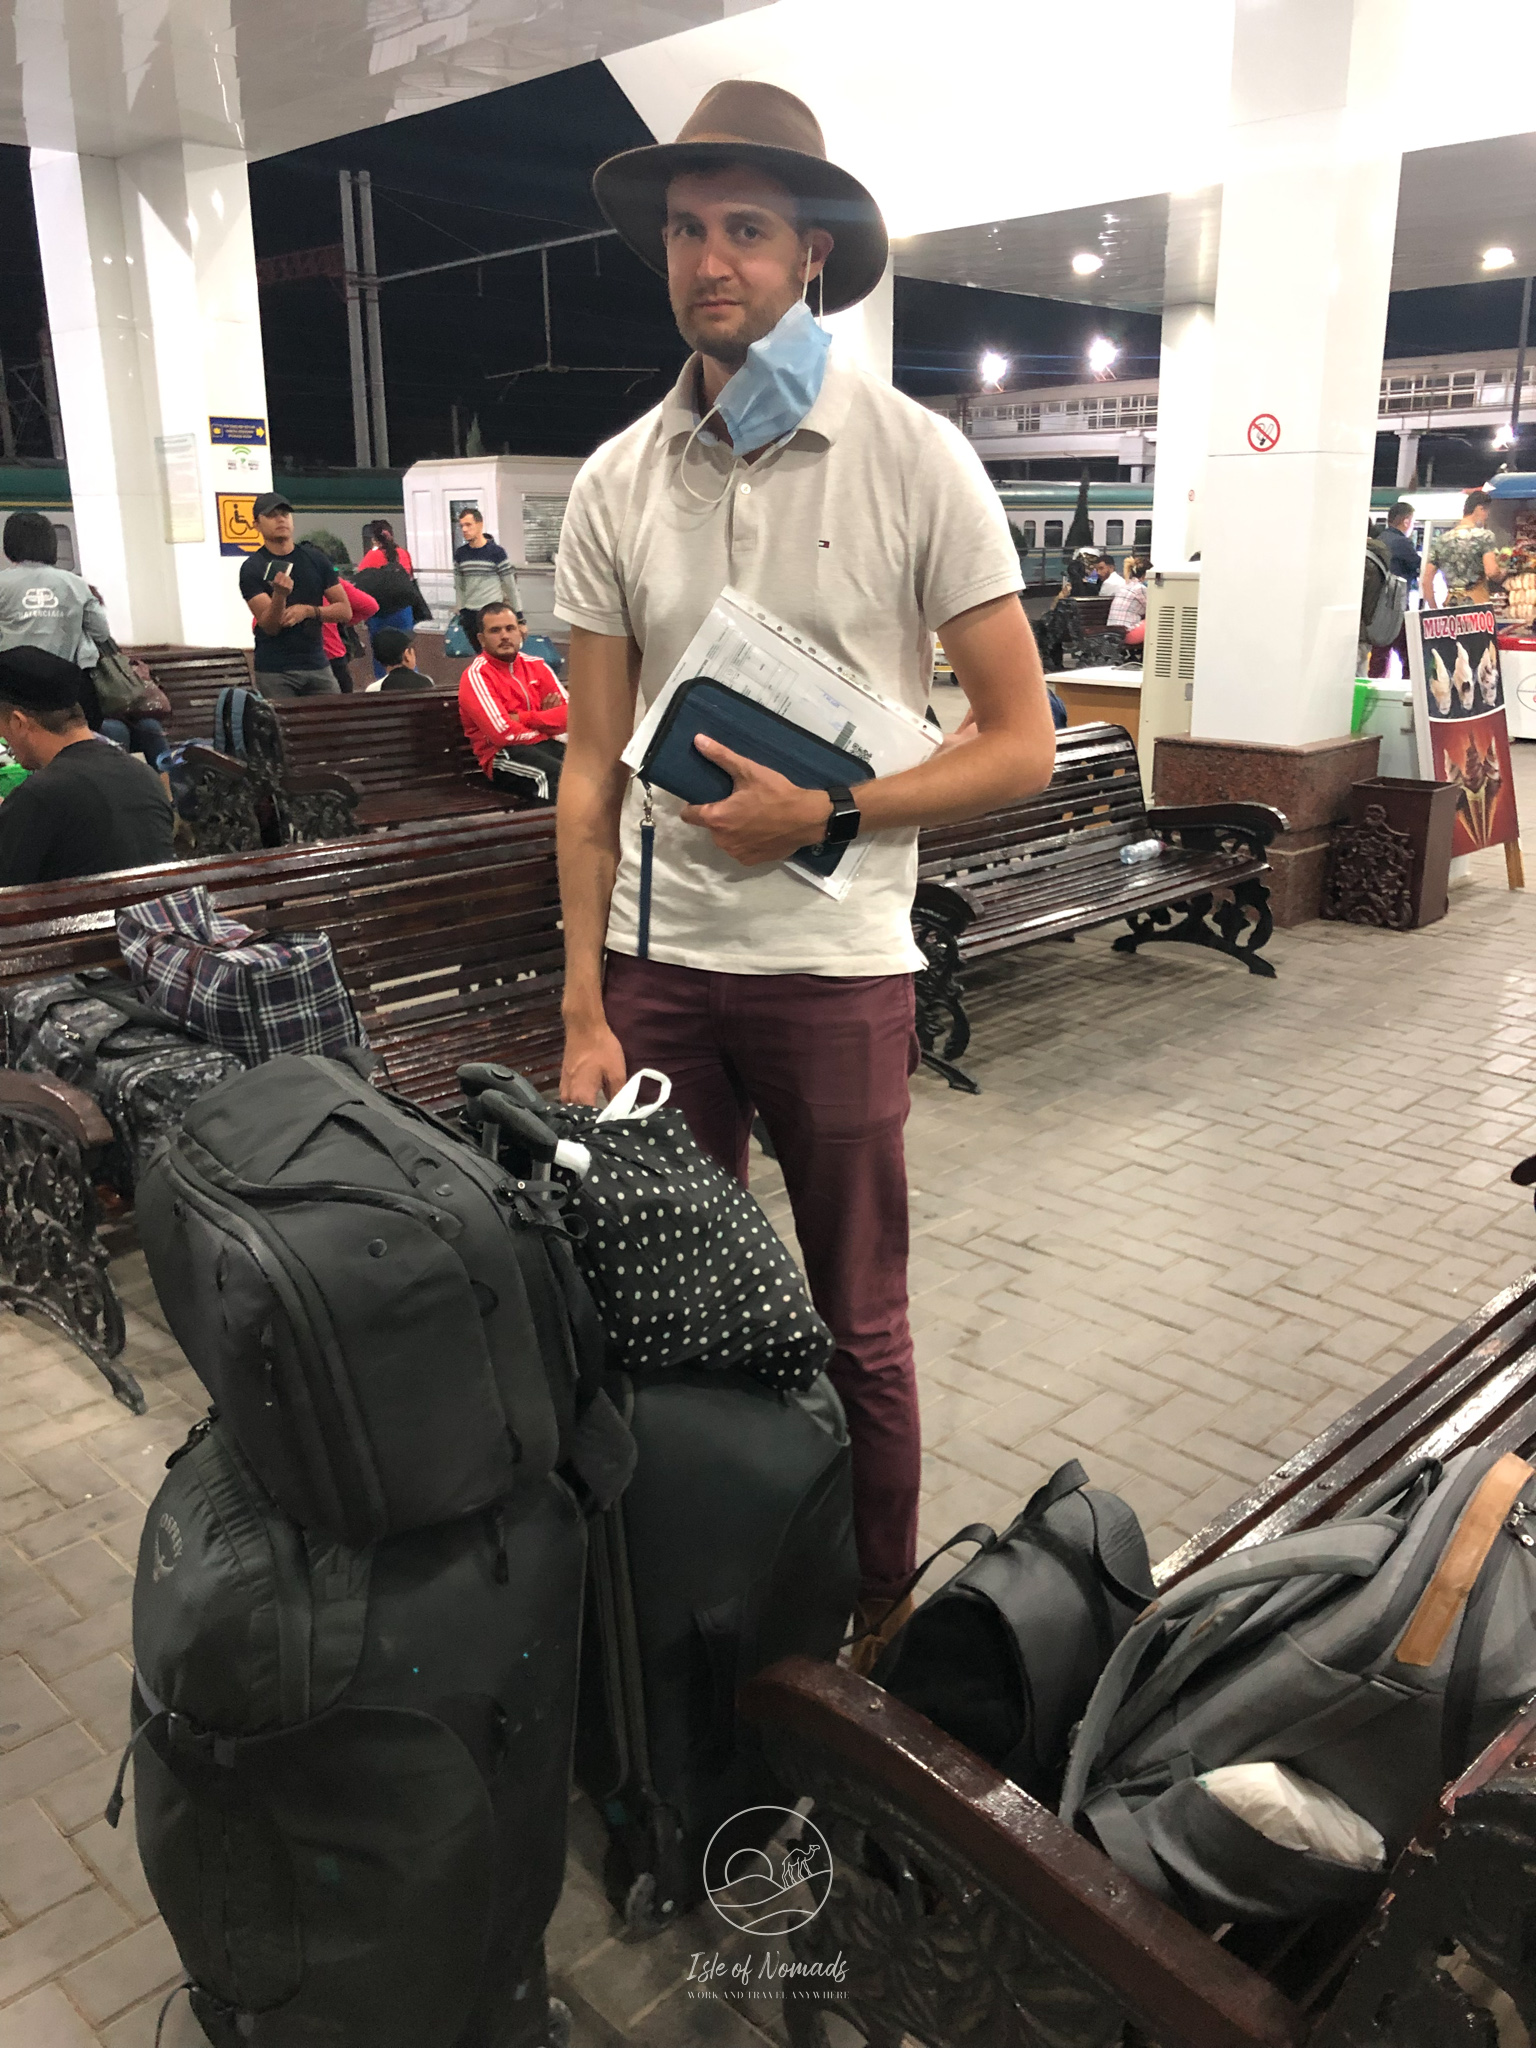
[
  {"left": 1439, "top": 1472, "right": 1535, "bottom": 1779},
  {"left": 1394, "top": 1453, "right": 1534, "bottom": 1668},
  {"left": 1059, "top": 1520, "right": 1402, "bottom": 1828},
  {"left": 841, "top": 1523, "right": 996, "bottom": 1652},
  {"left": 1023, "top": 1460, "right": 1154, "bottom": 1611}
]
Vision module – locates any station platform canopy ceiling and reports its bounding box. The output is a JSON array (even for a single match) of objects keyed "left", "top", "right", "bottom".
[{"left": 3, "top": 0, "right": 1534, "bottom": 294}]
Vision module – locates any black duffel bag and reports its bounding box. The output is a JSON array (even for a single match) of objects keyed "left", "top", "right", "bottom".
[
  {"left": 137, "top": 1054, "right": 634, "bottom": 1543},
  {"left": 873, "top": 1459, "right": 1154, "bottom": 1801}
]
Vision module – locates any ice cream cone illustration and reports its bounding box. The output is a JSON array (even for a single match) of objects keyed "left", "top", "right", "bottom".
[
  {"left": 1453, "top": 641, "right": 1474, "bottom": 710},
  {"left": 1478, "top": 641, "right": 1501, "bottom": 708},
  {"left": 1429, "top": 648, "right": 1453, "bottom": 714},
  {"left": 1446, "top": 730, "right": 1504, "bottom": 847}
]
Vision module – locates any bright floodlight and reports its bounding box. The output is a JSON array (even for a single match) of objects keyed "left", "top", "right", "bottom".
[
  {"left": 1483, "top": 246, "right": 1516, "bottom": 270},
  {"left": 1072, "top": 252, "right": 1104, "bottom": 276},
  {"left": 979, "top": 350, "right": 1009, "bottom": 389},
  {"left": 1493, "top": 425, "right": 1518, "bottom": 448},
  {"left": 1087, "top": 337, "right": 1119, "bottom": 376}
]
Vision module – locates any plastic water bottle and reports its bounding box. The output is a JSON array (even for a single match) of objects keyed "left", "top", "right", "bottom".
[{"left": 1119, "top": 837, "right": 1164, "bottom": 866}]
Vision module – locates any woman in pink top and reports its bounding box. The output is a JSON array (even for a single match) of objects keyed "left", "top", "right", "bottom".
[{"left": 322, "top": 579, "right": 379, "bottom": 693}]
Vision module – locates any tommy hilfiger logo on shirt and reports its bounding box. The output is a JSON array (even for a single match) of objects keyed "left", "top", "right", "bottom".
[{"left": 818, "top": 540, "right": 831, "bottom": 549}]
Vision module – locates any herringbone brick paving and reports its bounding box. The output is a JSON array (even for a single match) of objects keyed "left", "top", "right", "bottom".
[{"left": 3, "top": 823, "right": 1536, "bottom": 2044}]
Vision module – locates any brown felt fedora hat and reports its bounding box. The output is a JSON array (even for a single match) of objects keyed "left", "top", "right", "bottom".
[{"left": 593, "top": 81, "right": 888, "bottom": 314}]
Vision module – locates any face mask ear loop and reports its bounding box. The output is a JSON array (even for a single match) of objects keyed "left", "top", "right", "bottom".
[
  {"left": 802, "top": 243, "right": 826, "bottom": 325},
  {"left": 675, "top": 403, "right": 737, "bottom": 510}
]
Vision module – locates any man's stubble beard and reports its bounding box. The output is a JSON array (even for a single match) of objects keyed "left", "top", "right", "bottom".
[{"left": 677, "top": 294, "right": 793, "bottom": 371}]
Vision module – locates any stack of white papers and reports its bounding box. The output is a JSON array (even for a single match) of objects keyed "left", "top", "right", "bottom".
[{"left": 623, "top": 587, "right": 941, "bottom": 898}]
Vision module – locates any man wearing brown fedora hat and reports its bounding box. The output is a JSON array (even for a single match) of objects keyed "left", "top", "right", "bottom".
[{"left": 555, "top": 81, "right": 1055, "bottom": 1665}]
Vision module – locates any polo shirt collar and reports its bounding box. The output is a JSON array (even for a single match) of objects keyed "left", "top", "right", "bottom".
[{"left": 659, "top": 345, "right": 857, "bottom": 453}]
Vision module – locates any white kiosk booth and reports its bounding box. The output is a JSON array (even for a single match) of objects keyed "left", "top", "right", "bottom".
[{"left": 401, "top": 456, "right": 585, "bottom": 643}]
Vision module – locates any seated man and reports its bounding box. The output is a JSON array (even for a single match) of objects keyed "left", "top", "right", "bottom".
[
  {"left": 371, "top": 626, "right": 432, "bottom": 692},
  {"left": 0, "top": 647, "right": 174, "bottom": 885},
  {"left": 1093, "top": 553, "right": 1126, "bottom": 600},
  {"left": 458, "top": 602, "right": 567, "bottom": 801}
]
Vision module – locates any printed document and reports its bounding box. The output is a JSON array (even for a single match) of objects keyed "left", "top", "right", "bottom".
[{"left": 623, "top": 587, "right": 941, "bottom": 898}]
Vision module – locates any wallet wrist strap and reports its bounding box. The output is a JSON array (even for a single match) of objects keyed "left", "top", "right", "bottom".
[{"left": 637, "top": 782, "right": 655, "bottom": 961}]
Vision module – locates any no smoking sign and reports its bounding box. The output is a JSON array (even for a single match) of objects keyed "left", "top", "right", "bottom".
[{"left": 1247, "top": 413, "right": 1281, "bottom": 452}]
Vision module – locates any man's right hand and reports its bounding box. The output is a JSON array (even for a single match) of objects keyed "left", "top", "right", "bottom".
[
  {"left": 272, "top": 569, "right": 293, "bottom": 595},
  {"left": 560, "top": 1013, "right": 628, "bottom": 1104}
]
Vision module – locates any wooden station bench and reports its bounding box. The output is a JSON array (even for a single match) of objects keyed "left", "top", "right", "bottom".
[
  {"left": 743, "top": 1256, "right": 1536, "bottom": 2047},
  {"left": 131, "top": 648, "right": 525, "bottom": 841},
  {"left": 912, "top": 721, "right": 1287, "bottom": 1091},
  {"left": 0, "top": 811, "right": 562, "bottom": 1410},
  {"left": 271, "top": 691, "right": 520, "bottom": 830}
]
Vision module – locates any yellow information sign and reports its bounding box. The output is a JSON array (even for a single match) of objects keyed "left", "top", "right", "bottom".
[{"left": 217, "top": 493, "right": 263, "bottom": 556}]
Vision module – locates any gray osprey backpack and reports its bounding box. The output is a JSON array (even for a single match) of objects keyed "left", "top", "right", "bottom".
[{"left": 1059, "top": 1446, "right": 1536, "bottom": 1927}]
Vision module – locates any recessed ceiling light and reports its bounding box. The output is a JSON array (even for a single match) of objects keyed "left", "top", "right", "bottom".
[
  {"left": 1483, "top": 246, "right": 1516, "bottom": 270},
  {"left": 1072, "top": 252, "right": 1104, "bottom": 277}
]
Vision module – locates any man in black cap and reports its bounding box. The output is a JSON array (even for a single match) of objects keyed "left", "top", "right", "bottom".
[
  {"left": 0, "top": 648, "right": 173, "bottom": 885},
  {"left": 238, "top": 494, "right": 352, "bottom": 698}
]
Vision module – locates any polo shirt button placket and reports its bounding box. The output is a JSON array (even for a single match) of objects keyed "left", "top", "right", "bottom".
[{"left": 733, "top": 474, "right": 757, "bottom": 563}]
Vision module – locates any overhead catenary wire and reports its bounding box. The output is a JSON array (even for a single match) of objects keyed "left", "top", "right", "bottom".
[{"left": 485, "top": 245, "right": 657, "bottom": 390}]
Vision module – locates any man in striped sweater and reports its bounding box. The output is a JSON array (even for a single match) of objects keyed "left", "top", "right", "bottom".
[{"left": 457, "top": 602, "right": 567, "bottom": 801}]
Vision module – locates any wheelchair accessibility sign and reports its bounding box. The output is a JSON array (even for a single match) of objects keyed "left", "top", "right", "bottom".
[{"left": 217, "top": 493, "right": 263, "bottom": 555}]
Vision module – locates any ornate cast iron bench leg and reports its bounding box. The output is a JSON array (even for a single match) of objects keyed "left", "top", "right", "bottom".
[
  {"left": 1113, "top": 876, "right": 1277, "bottom": 979},
  {"left": 0, "top": 1087, "right": 139, "bottom": 1413},
  {"left": 911, "top": 887, "right": 980, "bottom": 1095},
  {"left": 1312, "top": 1704, "right": 1536, "bottom": 2048}
]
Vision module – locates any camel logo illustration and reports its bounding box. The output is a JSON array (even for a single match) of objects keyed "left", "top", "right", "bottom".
[{"left": 703, "top": 1807, "right": 834, "bottom": 1935}]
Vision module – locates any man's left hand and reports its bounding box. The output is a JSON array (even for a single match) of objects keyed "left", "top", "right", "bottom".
[{"left": 679, "top": 736, "right": 832, "bottom": 866}]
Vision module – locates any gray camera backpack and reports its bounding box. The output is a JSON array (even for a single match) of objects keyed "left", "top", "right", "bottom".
[{"left": 1059, "top": 1446, "right": 1536, "bottom": 1927}]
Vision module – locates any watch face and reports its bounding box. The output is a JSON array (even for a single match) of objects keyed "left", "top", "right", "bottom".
[{"left": 830, "top": 800, "right": 860, "bottom": 844}]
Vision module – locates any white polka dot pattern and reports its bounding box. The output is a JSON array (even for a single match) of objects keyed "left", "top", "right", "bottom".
[{"left": 545, "top": 1102, "right": 832, "bottom": 1389}]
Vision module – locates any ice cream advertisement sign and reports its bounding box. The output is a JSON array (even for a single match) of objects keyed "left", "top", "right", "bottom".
[{"left": 1407, "top": 607, "right": 1520, "bottom": 856}]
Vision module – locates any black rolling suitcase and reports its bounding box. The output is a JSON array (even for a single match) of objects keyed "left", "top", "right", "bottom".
[
  {"left": 118, "top": 1418, "right": 584, "bottom": 2048},
  {"left": 576, "top": 1366, "right": 860, "bottom": 1932},
  {"left": 456, "top": 1065, "right": 859, "bottom": 1932}
]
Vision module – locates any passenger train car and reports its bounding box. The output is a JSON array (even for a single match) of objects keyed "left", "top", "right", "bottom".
[
  {"left": 0, "top": 461, "right": 1480, "bottom": 607},
  {"left": 0, "top": 466, "right": 406, "bottom": 577},
  {"left": 997, "top": 481, "right": 1438, "bottom": 588}
]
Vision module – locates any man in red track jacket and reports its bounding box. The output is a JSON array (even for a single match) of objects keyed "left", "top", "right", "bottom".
[{"left": 457, "top": 602, "right": 568, "bottom": 801}]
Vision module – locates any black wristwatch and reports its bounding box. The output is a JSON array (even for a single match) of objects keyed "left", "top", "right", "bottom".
[{"left": 820, "top": 784, "right": 861, "bottom": 849}]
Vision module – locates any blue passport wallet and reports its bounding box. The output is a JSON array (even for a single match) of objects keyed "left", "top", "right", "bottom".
[{"left": 635, "top": 675, "right": 874, "bottom": 881}]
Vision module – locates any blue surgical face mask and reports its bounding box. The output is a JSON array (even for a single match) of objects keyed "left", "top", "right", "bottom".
[
  {"left": 677, "top": 279, "right": 832, "bottom": 506},
  {"left": 713, "top": 296, "right": 832, "bottom": 452}
]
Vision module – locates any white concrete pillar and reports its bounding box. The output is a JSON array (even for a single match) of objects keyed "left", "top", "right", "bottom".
[
  {"left": 1150, "top": 301, "right": 1214, "bottom": 567},
  {"left": 31, "top": 142, "right": 271, "bottom": 648},
  {"left": 1190, "top": 0, "right": 1403, "bottom": 745},
  {"left": 824, "top": 263, "right": 893, "bottom": 383},
  {"left": 1395, "top": 430, "right": 1420, "bottom": 489}
]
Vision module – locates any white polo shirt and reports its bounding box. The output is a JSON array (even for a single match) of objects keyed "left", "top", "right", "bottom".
[{"left": 554, "top": 349, "right": 1023, "bottom": 976}]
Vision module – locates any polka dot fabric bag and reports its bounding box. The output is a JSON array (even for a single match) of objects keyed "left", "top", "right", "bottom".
[{"left": 545, "top": 1070, "right": 833, "bottom": 1391}]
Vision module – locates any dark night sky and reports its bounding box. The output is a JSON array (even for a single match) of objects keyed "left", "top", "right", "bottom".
[{"left": 0, "top": 68, "right": 1531, "bottom": 469}]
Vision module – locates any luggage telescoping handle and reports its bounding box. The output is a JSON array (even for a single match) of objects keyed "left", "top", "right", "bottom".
[
  {"left": 458, "top": 1062, "right": 548, "bottom": 1115},
  {"left": 477, "top": 1089, "right": 591, "bottom": 1181}
]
